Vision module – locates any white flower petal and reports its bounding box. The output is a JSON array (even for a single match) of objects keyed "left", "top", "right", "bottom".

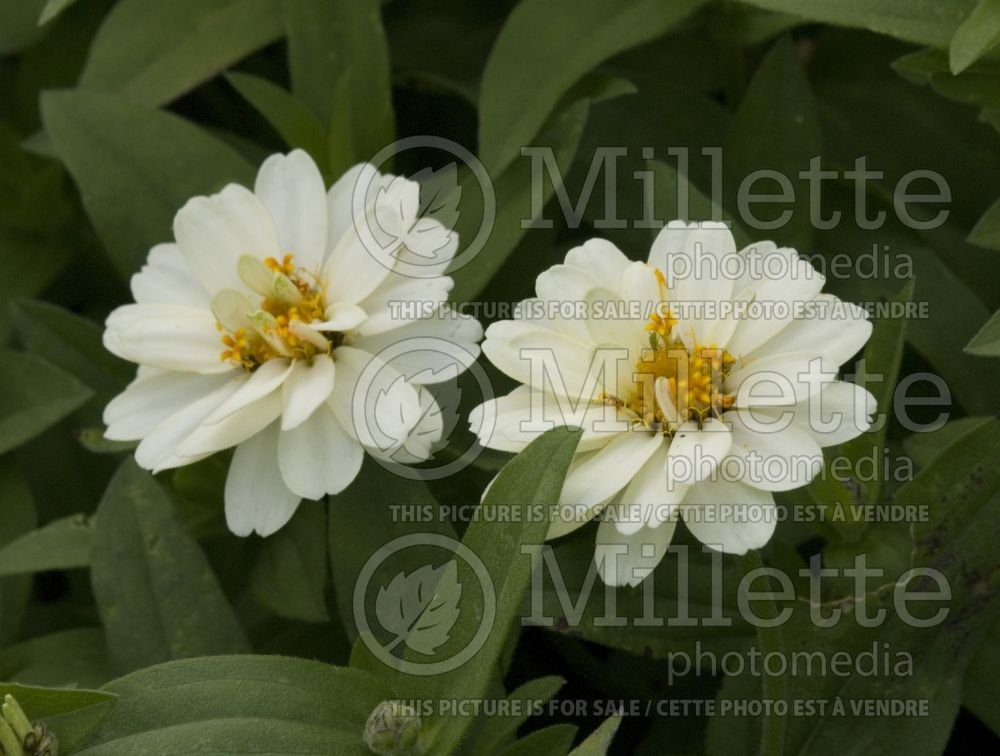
[
  {"left": 132, "top": 377, "right": 243, "bottom": 472},
  {"left": 277, "top": 405, "right": 363, "bottom": 499},
  {"left": 564, "top": 238, "right": 631, "bottom": 283},
  {"left": 177, "top": 389, "right": 283, "bottom": 457},
  {"left": 328, "top": 346, "right": 422, "bottom": 451},
  {"left": 614, "top": 442, "right": 690, "bottom": 534},
  {"left": 374, "top": 387, "right": 445, "bottom": 464},
  {"left": 552, "top": 430, "right": 663, "bottom": 537},
  {"left": 537, "top": 263, "right": 616, "bottom": 343},
  {"left": 470, "top": 387, "right": 623, "bottom": 454},
  {"left": 754, "top": 380, "right": 877, "bottom": 447},
  {"left": 322, "top": 215, "right": 396, "bottom": 305},
  {"left": 326, "top": 163, "right": 379, "bottom": 242},
  {"left": 725, "top": 409, "right": 823, "bottom": 491},
  {"left": 725, "top": 246, "right": 826, "bottom": 356},
  {"left": 665, "top": 418, "right": 732, "bottom": 485},
  {"left": 654, "top": 377, "right": 679, "bottom": 427},
  {"left": 482, "top": 321, "right": 601, "bottom": 399},
  {"left": 104, "top": 371, "right": 233, "bottom": 440},
  {"left": 254, "top": 150, "right": 328, "bottom": 272},
  {"left": 745, "top": 294, "right": 872, "bottom": 368},
  {"left": 399, "top": 216, "right": 456, "bottom": 274},
  {"left": 594, "top": 514, "right": 676, "bottom": 587},
  {"left": 203, "top": 358, "right": 292, "bottom": 425},
  {"left": 728, "top": 351, "right": 835, "bottom": 406},
  {"left": 104, "top": 304, "right": 232, "bottom": 373},
  {"left": 374, "top": 216, "right": 459, "bottom": 281},
  {"left": 173, "top": 184, "right": 280, "bottom": 294},
  {"left": 225, "top": 421, "right": 302, "bottom": 537},
  {"left": 130, "top": 243, "right": 209, "bottom": 307},
  {"left": 679, "top": 480, "right": 777, "bottom": 555},
  {"left": 354, "top": 276, "right": 452, "bottom": 336},
  {"left": 313, "top": 303, "right": 368, "bottom": 332},
  {"left": 281, "top": 354, "right": 336, "bottom": 430},
  {"left": 648, "top": 220, "right": 736, "bottom": 307},
  {"left": 353, "top": 311, "right": 482, "bottom": 383}
]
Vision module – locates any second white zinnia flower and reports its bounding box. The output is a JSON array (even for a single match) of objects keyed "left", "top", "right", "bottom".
[
  {"left": 103, "top": 150, "right": 482, "bottom": 537},
  {"left": 471, "top": 221, "right": 875, "bottom": 586}
]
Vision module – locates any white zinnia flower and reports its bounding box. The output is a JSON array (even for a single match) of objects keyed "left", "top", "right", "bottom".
[
  {"left": 103, "top": 150, "right": 482, "bottom": 536},
  {"left": 470, "top": 222, "right": 875, "bottom": 586}
]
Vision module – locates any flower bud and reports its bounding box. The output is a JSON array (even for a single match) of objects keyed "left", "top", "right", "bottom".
[{"left": 363, "top": 699, "right": 421, "bottom": 755}]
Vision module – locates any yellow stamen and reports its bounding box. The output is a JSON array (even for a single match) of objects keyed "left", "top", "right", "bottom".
[{"left": 218, "top": 254, "right": 336, "bottom": 370}]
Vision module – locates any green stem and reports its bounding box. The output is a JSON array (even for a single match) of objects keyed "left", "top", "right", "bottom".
[{"left": 740, "top": 549, "right": 787, "bottom": 756}]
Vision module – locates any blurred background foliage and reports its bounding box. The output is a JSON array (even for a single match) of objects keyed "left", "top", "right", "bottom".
[{"left": 0, "top": 0, "right": 999, "bottom": 753}]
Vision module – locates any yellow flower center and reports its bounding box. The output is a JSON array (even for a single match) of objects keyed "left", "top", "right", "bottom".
[
  {"left": 631, "top": 340, "right": 736, "bottom": 429},
  {"left": 218, "top": 254, "right": 336, "bottom": 370},
  {"left": 604, "top": 266, "right": 736, "bottom": 431}
]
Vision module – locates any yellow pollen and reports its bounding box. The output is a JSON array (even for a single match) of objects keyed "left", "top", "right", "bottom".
[
  {"left": 643, "top": 266, "right": 678, "bottom": 338},
  {"left": 264, "top": 253, "right": 296, "bottom": 274},
  {"left": 218, "top": 254, "right": 337, "bottom": 370}
]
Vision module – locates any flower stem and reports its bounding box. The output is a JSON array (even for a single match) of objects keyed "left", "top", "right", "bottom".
[{"left": 740, "top": 549, "right": 787, "bottom": 756}]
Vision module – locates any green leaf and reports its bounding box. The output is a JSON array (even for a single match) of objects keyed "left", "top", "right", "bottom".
[
  {"left": 225, "top": 71, "right": 330, "bottom": 171},
  {"left": 450, "top": 99, "right": 590, "bottom": 301},
  {"left": 478, "top": 0, "right": 707, "bottom": 174},
  {"left": 282, "top": 0, "right": 394, "bottom": 161},
  {"left": 0, "top": 683, "right": 116, "bottom": 754},
  {"left": 0, "top": 230, "right": 72, "bottom": 345},
  {"left": 0, "top": 349, "right": 93, "bottom": 456},
  {"left": 903, "top": 416, "right": 993, "bottom": 469},
  {"left": 965, "top": 308, "right": 1000, "bottom": 355},
  {"left": 0, "top": 628, "right": 111, "bottom": 690},
  {"left": 819, "top": 185, "right": 1000, "bottom": 415},
  {"left": 950, "top": 0, "right": 1000, "bottom": 74},
  {"left": 893, "top": 49, "right": 1000, "bottom": 109},
  {"left": 0, "top": 459, "right": 36, "bottom": 644},
  {"left": 712, "top": 3, "right": 804, "bottom": 46},
  {"left": 964, "top": 614, "right": 1000, "bottom": 735},
  {"left": 41, "top": 90, "right": 254, "bottom": 276},
  {"left": 903, "top": 417, "right": 1000, "bottom": 574},
  {"left": 500, "top": 724, "right": 578, "bottom": 756},
  {"left": 11, "top": 299, "right": 132, "bottom": 401},
  {"left": 90, "top": 459, "right": 250, "bottom": 674},
  {"left": 75, "top": 656, "right": 391, "bottom": 755},
  {"left": 527, "top": 535, "right": 753, "bottom": 658},
  {"left": 405, "top": 428, "right": 581, "bottom": 755},
  {"left": 842, "top": 278, "right": 914, "bottom": 503},
  {"left": 734, "top": 0, "right": 976, "bottom": 47},
  {"left": 0, "top": 122, "right": 73, "bottom": 236},
  {"left": 329, "top": 462, "right": 457, "bottom": 641},
  {"left": 0, "top": 0, "right": 48, "bottom": 55},
  {"left": 723, "top": 36, "right": 821, "bottom": 252},
  {"left": 249, "top": 501, "right": 329, "bottom": 622},
  {"left": 474, "top": 676, "right": 566, "bottom": 754},
  {"left": 969, "top": 195, "right": 1000, "bottom": 250},
  {"left": 568, "top": 714, "right": 622, "bottom": 755},
  {"left": 375, "top": 561, "right": 461, "bottom": 656},
  {"left": 768, "top": 418, "right": 1000, "bottom": 755},
  {"left": 0, "top": 513, "right": 95, "bottom": 577},
  {"left": 38, "top": 0, "right": 81, "bottom": 25},
  {"left": 79, "top": 0, "right": 283, "bottom": 107},
  {"left": 647, "top": 159, "right": 751, "bottom": 247}
]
